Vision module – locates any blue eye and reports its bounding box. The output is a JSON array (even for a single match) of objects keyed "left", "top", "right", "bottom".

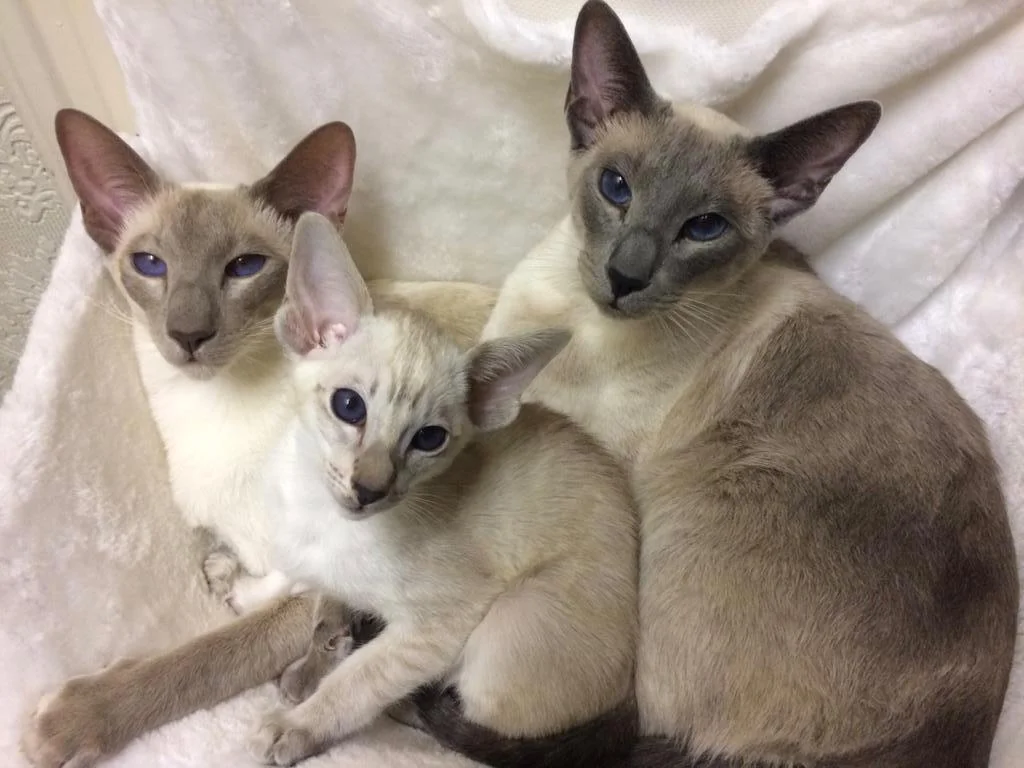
[
  {"left": 410, "top": 425, "right": 448, "bottom": 453},
  {"left": 680, "top": 213, "right": 730, "bottom": 242},
  {"left": 131, "top": 251, "right": 167, "bottom": 277},
  {"left": 330, "top": 388, "right": 366, "bottom": 425},
  {"left": 599, "top": 169, "right": 632, "bottom": 206},
  {"left": 225, "top": 254, "right": 267, "bottom": 278}
]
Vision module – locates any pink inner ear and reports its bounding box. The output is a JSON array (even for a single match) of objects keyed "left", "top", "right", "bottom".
[
  {"left": 56, "top": 110, "right": 160, "bottom": 252},
  {"left": 317, "top": 323, "right": 349, "bottom": 349},
  {"left": 251, "top": 122, "right": 356, "bottom": 222}
]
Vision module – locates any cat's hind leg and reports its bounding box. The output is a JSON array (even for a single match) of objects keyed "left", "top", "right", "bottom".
[
  {"left": 278, "top": 595, "right": 353, "bottom": 704},
  {"left": 23, "top": 594, "right": 316, "bottom": 768}
]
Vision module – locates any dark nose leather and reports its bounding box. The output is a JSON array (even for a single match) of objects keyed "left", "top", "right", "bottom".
[
  {"left": 607, "top": 266, "right": 650, "bottom": 299},
  {"left": 168, "top": 329, "right": 216, "bottom": 356},
  {"left": 353, "top": 482, "right": 387, "bottom": 507},
  {"left": 606, "top": 230, "right": 659, "bottom": 299}
]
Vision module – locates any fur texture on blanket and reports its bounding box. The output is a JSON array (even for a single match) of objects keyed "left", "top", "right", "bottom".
[{"left": 2, "top": 1, "right": 1022, "bottom": 766}]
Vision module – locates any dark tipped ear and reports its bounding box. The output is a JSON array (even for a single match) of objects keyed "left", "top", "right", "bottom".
[
  {"left": 250, "top": 122, "right": 356, "bottom": 227},
  {"left": 749, "top": 101, "right": 882, "bottom": 225},
  {"left": 466, "top": 329, "right": 570, "bottom": 431},
  {"left": 54, "top": 108, "right": 161, "bottom": 253},
  {"left": 565, "top": 0, "right": 664, "bottom": 151},
  {"left": 275, "top": 211, "right": 371, "bottom": 356}
]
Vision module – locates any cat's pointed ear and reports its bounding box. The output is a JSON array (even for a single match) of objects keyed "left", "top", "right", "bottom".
[
  {"left": 251, "top": 122, "right": 356, "bottom": 226},
  {"left": 275, "top": 211, "right": 372, "bottom": 356},
  {"left": 466, "top": 329, "right": 570, "bottom": 431},
  {"left": 566, "top": 0, "right": 664, "bottom": 151},
  {"left": 749, "top": 101, "right": 881, "bottom": 225},
  {"left": 54, "top": 108, "right": 162, "bottom": 253}
]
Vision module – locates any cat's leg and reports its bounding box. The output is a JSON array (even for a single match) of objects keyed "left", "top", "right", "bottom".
[
  {"left": 278, "top": 594, "right": 353, "bottom": 704},
  {"left": 197, "top": 528, "right": 242, "bottom": 600},
  {"left": 249, "top": 620, "right": 467, "bottom": 766},
  {"left": 195, "top": 529, "right": 288, "bottom": 615},
  {"left": 22, "top": 594, "right": 316, "bottom": 768}
]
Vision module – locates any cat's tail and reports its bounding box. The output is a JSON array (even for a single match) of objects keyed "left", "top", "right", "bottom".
[{"left": 412, "top": 687, "right": 713, "bottom": 768}]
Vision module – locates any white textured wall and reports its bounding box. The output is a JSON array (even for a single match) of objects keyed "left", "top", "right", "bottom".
[{"left": 0, "top": 0, "right": 131, "bottom": 392}]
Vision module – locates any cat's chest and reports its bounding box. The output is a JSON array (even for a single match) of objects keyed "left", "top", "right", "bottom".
[
  {"left": 486, "top": 254, "right": 691, "bottom": 461},
  {"left": 533, "top": 329, "right": 688, "bottom": 461},
  {"left": 268, "top": 428, "right": 465, "bottom": 618},
  {"left": 134, "top": 331, "right": 293, "bottom": 567}
]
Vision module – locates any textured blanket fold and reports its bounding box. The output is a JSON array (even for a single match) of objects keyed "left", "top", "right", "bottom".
[{"left": 2, "top": 1, "right": 1021, "bottom": 765}]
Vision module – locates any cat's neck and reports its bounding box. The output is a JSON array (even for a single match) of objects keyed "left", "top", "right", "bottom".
[{"left": 132, "top": 322, "right": 289, "bottom": 393}]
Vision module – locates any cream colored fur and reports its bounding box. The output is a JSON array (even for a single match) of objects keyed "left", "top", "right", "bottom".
[{"left": 484, "top": 228, "right": 839, "bottom": 751}]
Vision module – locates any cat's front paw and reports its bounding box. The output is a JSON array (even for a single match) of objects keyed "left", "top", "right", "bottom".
[
  {"left": 202, "top": 547, "right": 240, "bottom": 600},
  {"left": 249, "top": 710, "right": 320, "bottom": 766}
]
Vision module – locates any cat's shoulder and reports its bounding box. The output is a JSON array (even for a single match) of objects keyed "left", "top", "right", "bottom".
[{"left": 733, "top": 258, "right": 984, "bottom": 441}]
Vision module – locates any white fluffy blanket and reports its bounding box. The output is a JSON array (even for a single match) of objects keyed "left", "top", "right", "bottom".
[{"left": 2, "top": 1, "right": 1023, "bottom": 766}]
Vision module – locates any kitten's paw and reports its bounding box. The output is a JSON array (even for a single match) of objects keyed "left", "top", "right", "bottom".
[
  {"left": 22, "top": 678, "right": 109, "bottom": 768},
  {"left": 249, "top": 710, "right": 320, "bottom": 766},
  {"left": 203, "top": 548, "right": 240, "bottom": 600}
]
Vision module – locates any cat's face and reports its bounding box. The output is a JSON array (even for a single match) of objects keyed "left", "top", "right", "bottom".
[
  {"left": 55, "top": 109, "right": 357, "bottom": 379},
  {"left": 564, "top": 1, "right": 881, "bottom": 319},
  {"left": 111, "top": 186, "right": 290, "bottom": 376},
  {"left": 278, "top": 212, "right": 569, "bottom": 520},
  {"left": 295, "top": 314, "right": 474, "bottom": 518},
  {"left": 570, "top": 108, "right": 774, "bottom": 317}
]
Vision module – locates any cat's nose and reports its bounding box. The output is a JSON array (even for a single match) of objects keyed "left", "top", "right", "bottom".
[
  {"left": 353, "top": 482, "right": 387, "bottom": 508},
  {"left": 606, "top": 265, "right": 649, "bottom": 299},
  {"left": 168, "top": 329, "right": 216, "bottom": 356}
]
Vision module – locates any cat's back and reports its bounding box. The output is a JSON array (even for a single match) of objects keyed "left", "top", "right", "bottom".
[
  {"left": 449, "top": 404, "right": 639, "bottom": 730},
  {"left": 635, "top": 257, "right": 1018, "bottom": 758},
  {"left": 458, "top": 404, "right": 637, "bottom": 575}
]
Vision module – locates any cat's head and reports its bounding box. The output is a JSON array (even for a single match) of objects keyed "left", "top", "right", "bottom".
[
  {"left": 54, "top": 109, "right": 357, "bottom": 378},
  {"left": 276, "top": 212, "right": 569, "bottom": 519},
  {"left": 565, "top": 0, "right": 881, "bottom": 318}
]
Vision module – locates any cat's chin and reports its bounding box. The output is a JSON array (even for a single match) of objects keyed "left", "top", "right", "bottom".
[
  {"left": 173, "top": 359, "right": 221, "bottom": 381},
  {"left": 336, "top": 505, "right": 387, "bottom": 521},
  {"left": 591, "top": 294, "right": 654, "bottom": 321},
  {"left": 333, "top": 497, "right": 397, "bottom": 521}
]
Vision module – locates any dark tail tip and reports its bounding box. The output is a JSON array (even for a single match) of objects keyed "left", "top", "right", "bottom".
[{"left": 414, "top": 685, "right": 639, "bottom": 768}]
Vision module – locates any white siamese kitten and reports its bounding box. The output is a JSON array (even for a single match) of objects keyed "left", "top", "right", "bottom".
[
  {"left": 248, "top": 212, "right": 638, "bottom": 766},
  {"left": 53, "top": 109, "right": 495, "bottom": 612}
]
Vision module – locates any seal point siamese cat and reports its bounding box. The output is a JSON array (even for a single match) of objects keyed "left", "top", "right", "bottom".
[
  {"left": 412, "top": 2, "right": 1019, "bottom": 768},
  {"left": 245, "top": 211, "right": 637, "bottom": 766},
  {"left": 21, "top": 110, "right": 494, "bottom": 768}
]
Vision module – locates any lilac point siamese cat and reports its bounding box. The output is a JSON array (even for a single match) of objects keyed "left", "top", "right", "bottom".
[
  {"left": 23, "top": 2, "right": 1018, "bottom": 767},
  {"left": 21, "top": 109, "right": 496, "bottom": 767}
]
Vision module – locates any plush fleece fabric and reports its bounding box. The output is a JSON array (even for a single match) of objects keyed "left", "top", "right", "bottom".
[{"left": 2, "top": 1, "right": 1022, "bottom": 765}]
